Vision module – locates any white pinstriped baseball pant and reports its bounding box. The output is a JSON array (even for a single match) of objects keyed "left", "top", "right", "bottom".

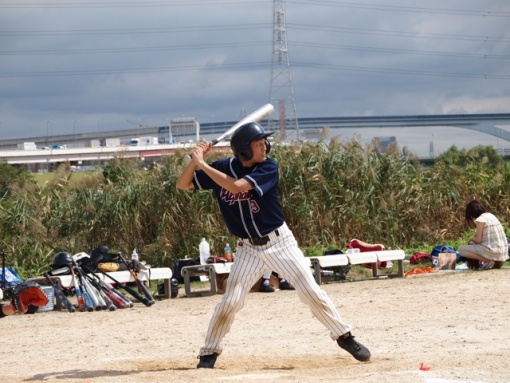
[{"left": 199, "top": 222, "right": 352, "bottom": 356}]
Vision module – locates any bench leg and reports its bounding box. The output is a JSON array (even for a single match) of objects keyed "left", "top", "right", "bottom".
[
  {"left": 182, "top": 266, "right": 216, "bottom": 297},
  {"left": 182, "top": 269, "right": 193, "bottom": 297},
  {"left": 163, "top": 278, "right": 171, "bottom": 299},
  {"left": 209, "top": 269, "right": 217, "bottom": 295},
  {"left": 397, "top": 259, "right": 404, "bottom": 278},
  {"left": 312, "top": 261, "right": 322, "bottom": 285},
  {"left": 372, "top": 262, "right": 378, "bottom": 278}
]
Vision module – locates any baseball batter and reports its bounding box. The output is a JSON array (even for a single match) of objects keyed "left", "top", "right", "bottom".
[{"left": 177, "top": 122, "right": 371, "bottom": 369}]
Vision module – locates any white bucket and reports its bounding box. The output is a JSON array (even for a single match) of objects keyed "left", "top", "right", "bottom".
[{"left": 37, "top": 285, "right": 55, "bottom": 312}]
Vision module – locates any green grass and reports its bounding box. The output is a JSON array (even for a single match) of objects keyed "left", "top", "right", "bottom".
[
  {"left": 2, "top": 143, "right": 509, "bottom": 278},
  {"left": 32, "top": 170, "right": 97, "bottom": 188}
]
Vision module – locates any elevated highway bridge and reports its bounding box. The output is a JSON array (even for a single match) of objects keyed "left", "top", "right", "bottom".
[{"left": 0, "top": 113, "right": 509, "bottom": 171}]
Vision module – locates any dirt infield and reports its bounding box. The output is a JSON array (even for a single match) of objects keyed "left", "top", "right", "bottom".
[{"left": 1, "top": 269, "right": 509, "bottom": 383}]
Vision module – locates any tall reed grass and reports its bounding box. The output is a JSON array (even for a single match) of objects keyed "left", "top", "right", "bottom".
[{"left": 1, "top": 141, "right": 509, "bottom": 278}]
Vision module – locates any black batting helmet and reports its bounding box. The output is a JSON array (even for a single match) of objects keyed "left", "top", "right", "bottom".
[
  {"left": 230, "top": 122, "right": 274, "bottom": 161},
  {"left": 50, "top": 252, "right": 73, "bottom": 274}
]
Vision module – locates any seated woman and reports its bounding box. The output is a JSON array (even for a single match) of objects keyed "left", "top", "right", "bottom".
[{"left": 458, "top": 200, "right": 509, "bottom": 270}]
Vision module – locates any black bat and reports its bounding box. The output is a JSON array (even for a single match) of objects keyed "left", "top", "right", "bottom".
[
  {"left": 44, "top": 273, "right": 76, "bottom": 313},
  {"left": 94, "top": 266, "right": 152, "bottom": 307},
  {"left": 118, "top": 252, "right": 155, "bottom": 304}
]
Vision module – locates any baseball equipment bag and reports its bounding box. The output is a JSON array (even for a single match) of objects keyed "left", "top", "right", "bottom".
[{"left": 410, "top": 252, "right": 431, "bottom": 265}]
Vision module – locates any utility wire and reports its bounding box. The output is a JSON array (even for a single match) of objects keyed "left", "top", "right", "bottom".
[
  {"left": 288, "top": 1, "right": 510, "bottom": 18},
  {"left": 1, "top": 40, "right": 508, "bottom": 61},
  {"left": 287, "top": 24, "right": 510, "bottom": 43},
  {"left": 1, "top": 23, "right": 507, "bottom": 44},
  {"left": 1, "top": 0, "right": 509, "bottom": 18},
  {"left": 0, "top": 1, "right": 270, "bottom": 9},
  {"left": 0, "top": 41, "right": 267, "bottom": 55},
  {"left": 0, "top": 24, "right": 271, "bottom": 36},
  {"left": 1, "top": 61, "right": 508, "bottom": 80}
]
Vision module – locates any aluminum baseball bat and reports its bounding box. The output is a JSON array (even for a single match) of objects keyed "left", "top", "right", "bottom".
[
  {"left": 185, "top": 103, "right": 274, "bottom": 162},
  {"left": 212, "top": 103, "right": 274, "bottom": 145}
]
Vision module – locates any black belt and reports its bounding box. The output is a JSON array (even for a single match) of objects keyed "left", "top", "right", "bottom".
[{"left": 247, "top": 229, "right": 279, "bottom": 246}]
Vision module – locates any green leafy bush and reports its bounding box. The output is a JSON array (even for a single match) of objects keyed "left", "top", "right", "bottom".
[{"left": 1, "top": 143, "right": 509, "bottom": 277}]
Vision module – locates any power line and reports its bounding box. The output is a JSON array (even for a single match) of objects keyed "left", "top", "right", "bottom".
[
  {"left": 291, "top": 42, "right": 510, "bottom": 60},
  {"left": 0, "top": 23, "right": 271, "bottom": 36},
  {"left": 0, "top": 1, "right": 269, "bottom": 9},
  {"left": 287, "top": 24, "right": 510, "bottom": 43},
  {"left": 1, "top": 0, "right": 509, "bottom": 18},
  {"left": 1, "top": 60, "right": 508, "bottom": 80},
  {"left": 0, "top": 41, "right": 268, "bottom": 55},
  {"left": 288, "top": 1, "right": 510, "bottom": 18},
  {"left": 3, "top": 40, "right": 508, "bottom": 61},
  {"left": 0, "top": 62, "right": 270, "bottom": 77},
  {"left": 1, "top": 23, "right": 507, "bottom": 44},
  {"left": 293, "top": 61, "right": 510, "bottom": 80}
]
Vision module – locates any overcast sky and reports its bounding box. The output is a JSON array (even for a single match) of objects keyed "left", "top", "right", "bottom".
[{"left": 0, "top": 0, "right": 509, "bottom": 157}]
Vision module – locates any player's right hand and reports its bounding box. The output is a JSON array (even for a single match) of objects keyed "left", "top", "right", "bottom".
[{"left": 190, "top": 141, "right": 212, "bottom": 164}]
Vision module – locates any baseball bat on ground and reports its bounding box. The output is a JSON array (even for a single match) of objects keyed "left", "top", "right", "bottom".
[
  {"left": 101, "top": 283, "right": 132, "bottom": 309},
  {"left": 44, "top": 273, "right": 76, "bottom": 313},
  {"left": 69, "top": 263, "right": 90, "bottom": 312},
  {"left": 118, "top": 252, "right": 155, "bottom": 304},
  {"left": 94, "top": 266, "right": 152, "bottom": 307},
  {"left": 185, "top": 103, "right": 275, "bottom": 162},
  {"left": 82, "top": 266, "right": 133, "bottom": 309},
  {"left": 83, "top": 273, "right": 117, "bottom": 311},
  {"left": 76, "top": 265, "right": 104, "bottom": 310},
  {"left": 71, "top": 252, "right": 106, "bottom": 309},
  {"left": 72, "top": 261, "right": 96, "bottom": 311}
]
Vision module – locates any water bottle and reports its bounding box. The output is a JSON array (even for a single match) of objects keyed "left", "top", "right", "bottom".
[
  {"left": 199, "top": 238, "right": 210, "bottom": 265},
  {"left": 224, "top": 243, "right": 232, "bottom": 262},
  {"left": 131, "top": 248, "right": 139, "bottom": 262}
]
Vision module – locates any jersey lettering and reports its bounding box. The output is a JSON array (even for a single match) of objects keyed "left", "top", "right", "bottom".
[
  {"left": 220, "top": 188, "right": 251, "bottom": 205},
  {"left": 250, "top": 199, "right": 260, "bottom": 213},
  {"left": 220, "top": 188, "right": 261, "bottom": 213}
]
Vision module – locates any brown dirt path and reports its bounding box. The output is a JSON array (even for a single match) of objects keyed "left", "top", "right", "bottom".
[{"left": 1, "top": 269, "right": 509, "bottom": 383}]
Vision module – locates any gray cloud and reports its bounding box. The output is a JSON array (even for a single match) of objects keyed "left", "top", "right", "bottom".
[{"left": 0, "top": 0, "right": 508, "bottom": 156}]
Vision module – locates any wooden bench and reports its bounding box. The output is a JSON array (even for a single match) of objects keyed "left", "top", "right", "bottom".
[
  {"left": 181, "top": 263, "right": 233, "bottom": 297},
  {"left": 310, "top": 250, "right": 406, "bottom": 284},
  {"left": 309, "top": 254, "right": 349, "bottom": 285},
  {"left": 372, "top": 250, "right": 406, "bottom": 278},
  {"left": 180, "top": 250, "right": 406, "bottom": 294}
]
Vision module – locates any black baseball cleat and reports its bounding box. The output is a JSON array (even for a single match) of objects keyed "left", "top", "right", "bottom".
[
  {"left": 259, "top": 279, "right": 275, "bottom": 293},
  {"left": 278, "top": 279, "right": 295, "bottom": 290},
  {"left": 197, "top": 353, "right": 219, "bottom": 368},
  {"left": 336, "top": 332, "right": 371, "bottom": 361}
]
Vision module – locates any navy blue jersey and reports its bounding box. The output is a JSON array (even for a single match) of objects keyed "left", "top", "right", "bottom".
[{"left": 192, "top": 157, "right": 284, "bottom": 238}]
